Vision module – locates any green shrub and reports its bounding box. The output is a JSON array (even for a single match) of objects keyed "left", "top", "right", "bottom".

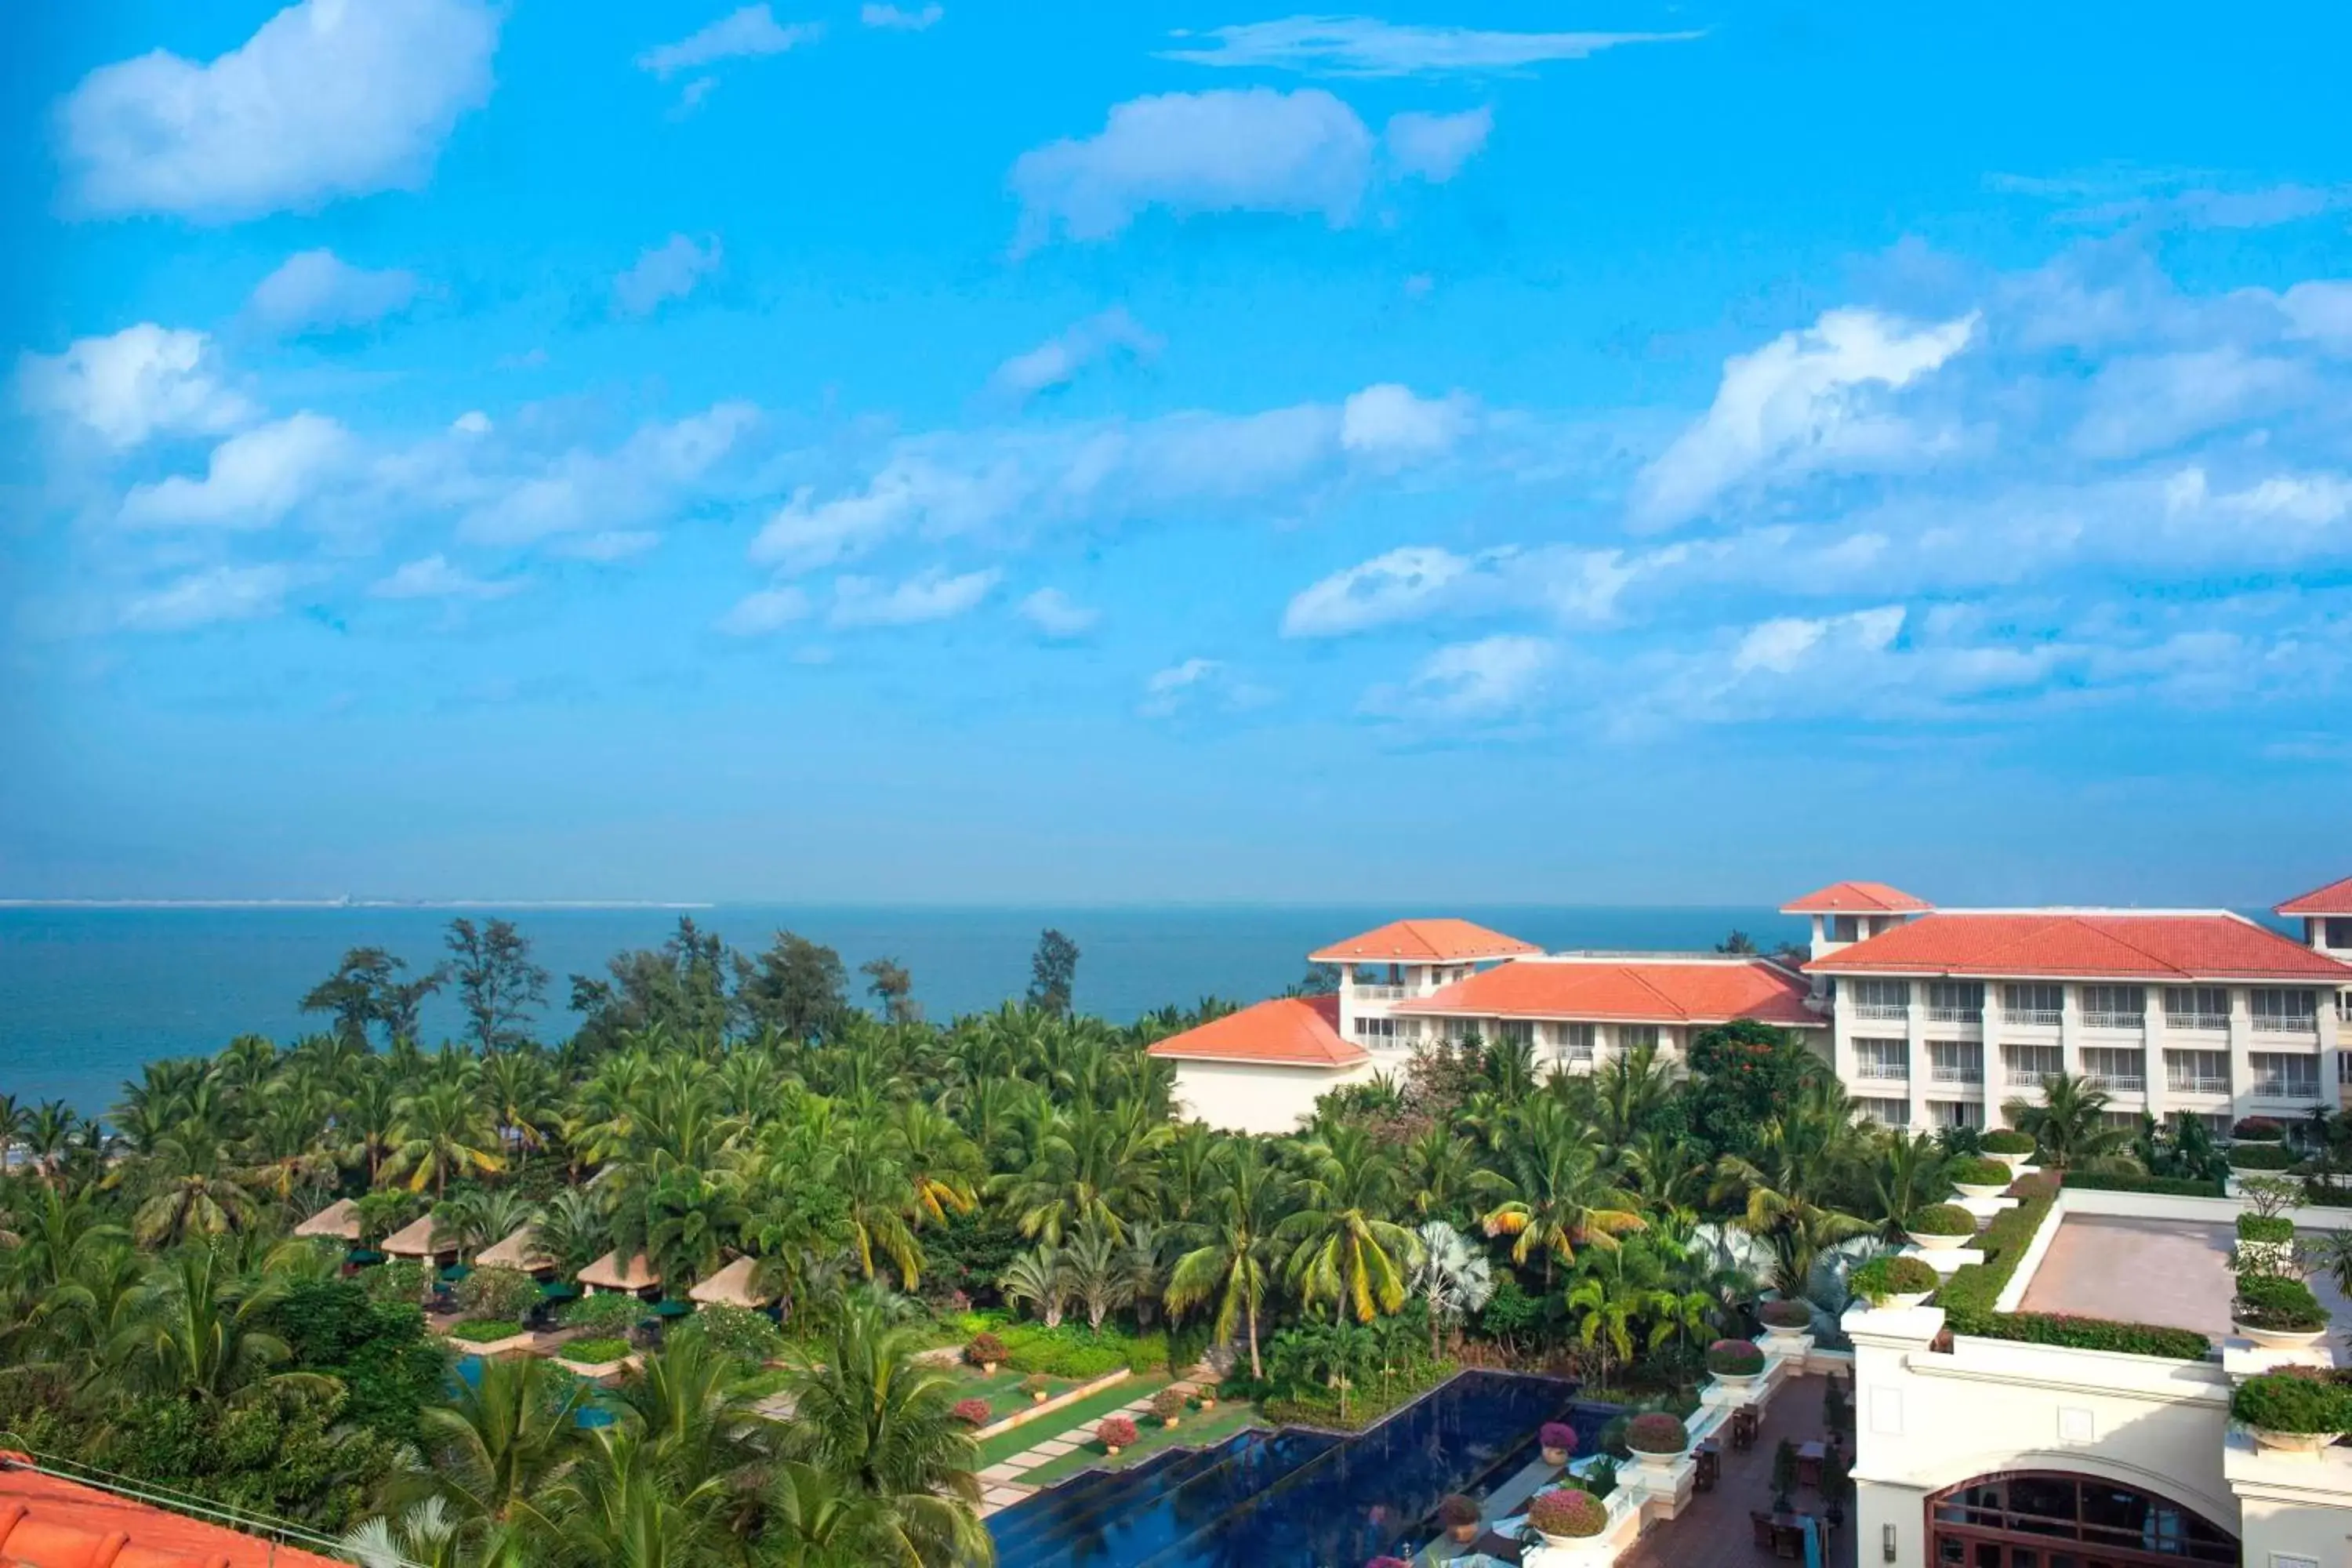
[
  {"left": 362, "top": 1259, "right": 428, "bottom": 1305},
  {"left": 1584, "top": 1457, "right": 1618, "bottom": 1501},
  {"left": 1527, "top": 1487, "right": 1607, "bottom": 1538},
  {"left": 562, "top": 1336, "right": 632, "bottom": 1367},
  {"left": 1947, "top": 1157, "right": 2013, "bottom": 1188},
  {"left": 2238, "top": 1214, "right": 2296, "bottom": 1244},
  {"left": 1706, "top": 1339, "right": 1765, "bottom": 1377},
  {"left": 2234, "top": 1275, "right": 2327, "bottom": 1332},
  {"left": 1758, "top": 1298, "right": 1815, "bottom": 1329},
  {"left": 1150, "top": 1385, "right": 1187, "bottom": 1420},
  {"left": 2061, "top": 1171, "right": 2225, "bottom": 1197},
  {"left": 1019, "top": 1374, "right": 1053, "bottom": 1398},
  {"left": 1945, "top": 1310, "right": 2211, "bottom": 1359},
  {"left": 1907, "top": 1203, "right": 1976, "bottom": 1236},
  {"left": 2232, "top": 1117, "right": 2287, "bottom": 1142},
  {"left": 671, "top": 1303, "right": 785, "bottom": 1366},
  {"left": 1595, "top": 1414, "right": 1628, "bottom": 1457},
  {"left": 994, "top": 1321, "right": 1167, "bottom": 1378},
  {"left": 2230, "top": 1145, "right": 2298, "bottom": 1171},
  {"left": 1849, "top": 1255, "right": 1937, "bottom": 1304},
  {"left": 2232, "top": 1368, "right": 2352, "bottom": 1432},
  {"left": 445, "top": 1317, "right": 524, "bottom": 1344},
  {"left": 455, "top": 1266, "right": 539, "bottom": 1323},
  {"left": 559, "top": 1293, "right": 644, "bottom": 1334},
  {"left": 1624, "top": 1413, "right": 1687, "bottom": 1454},
  {"left": 1981, "top": 1129, "right": 2037, "bottom": 1155}
]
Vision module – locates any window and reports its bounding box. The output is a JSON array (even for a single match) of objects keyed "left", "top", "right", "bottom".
[
  {"left": 2327, "top": 917, "right": 2352, "bottom": 948},
  {"left": 2002, "top": 1044, "right": 2063, "bottom": 1084},
  {"left": 2252, "top": 989, "right": 2318, "bottom": 1033},
  {"left": 1857, "top": 1097, "right": 1909, "bottom": 1127},
  {"left": 1831, "top": 914, "right": 1860, "bottom": 943},
  {"left": 2163, "top": 986, "right": 2229, "bottom": 1031},
  {"left": 1849, "top": 978, "right": 1911, "bottom": 1020},
  {"left": 2080, "top": 985, "right": 2145, "bottom": 1029},
  {"left": 1853, "top": 1038, "right": 1908, "bottom": 1080},
  {"left": 2080, "top": 1047, "right": 2145, "bottom": 1092},
  {"left": 1929, "top": 1100, "right": 1984, "bottom": 1129},
  {"left": 1928, "top": 1040, "right": 1983, "bottom": 1083},
  {"left": 1618, "top": 1023, "right": 1661, "bottom": 1053},
  {"left": 1354, "top": 1016, "right": 1403, "bottom": 1047},
  {"left": 1929, "top": 1472, "right": 2238, "bottom": 1566},
  {"left": 1559, "top": 1022, "right": 1596, "bottom": 1062},
  {"left": 1498, "top": 1018, "right": 1537, "bottom": 1049},
  {"left": 1926, "top": 981, "right": 1984, "bottom": 1022},
  {"left": 2249, "top": 1052, "right": 2320, "bottom": 1099},
  {"left": 2165, "top": 1049, "right": 2230, "bottom": 1094},
  {"left": 2002, "top": 983, "right": 2063, "bottom": 1026}
]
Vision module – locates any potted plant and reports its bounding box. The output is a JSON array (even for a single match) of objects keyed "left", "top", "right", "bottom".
[
  {"left": 1526, "top": 1486, "right": 1607, "bottom": 1548},
  {"left": 2233, "top": 1275, "right": 2329, "bottom": 1349},
  {"left": 1020, "top": 1374, "right": 1053, "bottom": 1405},
  {"left": 1981, "top": 1128, "right": 2037, "bottom": 1168},
  {"left": 965, "top": 1330, "right": 1007, "bottom": 1375},
  {"left": 2233, "top": 1116, "right": 2288, "bottom": 1143},
  {"left": 1624, "top": 1413, "right": 1689, "bottom": 1471},
  {"left": 1706, "top": 1338, "right": 1766, "bottom": 1388},
  {"left": 1904, "top": 1203, "right": 1977, "bottom": 1251},
  {"left": 1849, "top": 1254, "right": 1940, "bottom": 1309},
  {"left": 1539, "top": 1421, "right": 1578, "bottom": 1468},
  {"left": 1151, "top": 1385, "right": 1187, "bottom": 1428},
  {"left": 1097, "top": 1415, "right": 1138, "bottom": 1457},
  {"left": 953, "top": 1397, "right": 992, "bottom": 1428},
  {"left": 1758, "top": 1298, "right": 1814, "bottom": 1345},
  {"left": 2231, "top": 1144, "right": 2298, "bottom": 1171},
  {"left": 1436, "top": 1494, "right": 1483, "bottom": 1546},
  {"left": 2237, "top": 1213, "right": 2298, "bottom": 1275},
  {"left": 1194, "top": 1380, "right": 1219, "bottom": 1410},
  {"left": 1947, "top": 1156, "right": 2014, "bottom": 1200},
  {"left": 2232, "top": 1367, "right": 2352, "bottom": 1457}
]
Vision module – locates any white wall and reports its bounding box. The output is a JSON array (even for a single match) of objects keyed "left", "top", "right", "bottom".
[{"left": 1167, "top": 1058, "right": 1372, "bottom": 1135}]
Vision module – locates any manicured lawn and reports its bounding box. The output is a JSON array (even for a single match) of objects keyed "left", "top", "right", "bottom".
[
  {"left": 974, "top": 1373, "right": 1171, "bottom": 1468},
  {"left": 1018, "top": 1399, "right": 1262, "bottom": 1486},
  {"left": 943, "top": 1363, "right": 1078, "bottom": 1421}
]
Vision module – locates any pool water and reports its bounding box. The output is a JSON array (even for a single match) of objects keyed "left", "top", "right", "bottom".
[{"left": 988, "top": 1370, "right": 1615, "bottom": 1568}]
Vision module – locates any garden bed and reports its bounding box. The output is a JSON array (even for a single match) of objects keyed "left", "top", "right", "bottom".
[
  {"left": 942, "top": 1362, "right": 1079, "bottom": 1422},
  {"left": 1018, "top": 1398, "right": 1265, "bottom": 1486},
  {"left": 974, "top": 1373, "right": 1173, "bottom": 1468}
]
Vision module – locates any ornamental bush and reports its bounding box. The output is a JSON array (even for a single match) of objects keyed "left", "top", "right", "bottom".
[
  {"left": 2231, "top": 1144, "right": 2299, "bottom": 1171},
  {"left": 2061, "top": 1171, "right": 2226, "bottom": 1197},
  {"left": 1097, "top": 1415, "right": 1138, "bottom": 1449},
  {"left": 1020, "top": 1374, "right": 1053, "bottom": 1398},
  {"left": 1947, "top": 1157, "right": 2013, "bottom": 1188},
  {"left": 1948, "top": 1311, "right": 2212, "bottom": 1360},
  {"left": 953, "top": 1397, "right": 992, "bottom": 1427},
  {"left": 1150, "top": 1386, "right": 1186, "bottom": 1420},
  {"left": 445, "top": 1317, "right": 524, "bottom": 1343},
  {"left": 2232, "top": 1368, "right": 2352, "bottom": 1433},
  {"left": 966, "top": 1331, "right": 1007, "bottom": 1367},
  {"left": 2233, "top": 1116, "right": 2288, "bottom": 1142},
  {"left": 1437, "top": 1494, "right": 1481, "bottom": 1529},
  {"left": 562, "top": 1336, "right": 631, "bottom": 1366},
  {"left": 1981, "top": 1129, "right": 2037, "bottom": 1155},
  {"left": 1538, "top": 1421, "right": 1578, "bottom": 1456},
  {"left": 2234, "top": 1274, "right": 2327, "bottom": 1332},
  {"left": 455, "top": 1266, "right": 539, "bottom": 1323},
  {"left": 1706, "top": 1338, "right": 1765, "bottom": 1377},
  {"left": 1907, "top": 1203, "right": 1977, "bottom": 1236},
  {"left": 2238, "top": 1214, "right": 2296, "bottom": 1244},
  {"left": 1624, "top": 1413, "right": 1688, "bottom": 1454},
  {"left": 1526, "top": 1487, "right": 1608, "bottom": 1538},
  {"left": 559, "top": 1293, "right": 643, "bottom": 1334},
  {"left": 1849, "top": 1255, "right": 1938, "bottom": 1303},
  {"left": 1758, "top": 1298, "right": 1815, "bottom": 1329},
  {"left": 673, "top": 1302, "right": 786, "bottom": 1366}
]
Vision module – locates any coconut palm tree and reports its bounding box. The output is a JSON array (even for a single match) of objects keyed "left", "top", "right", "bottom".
[
  {"left": 384, "top": 1080, "right": 507, "bottom": 1199},
  {"left": 438, "top": 1188, "right": 542, "bottom": 1264},
  {"left": 2004, "top": 1070, "right": 2133, "bottom": 1171},
  {"left": 1166, "top": 1142, "right": 1293, "bottom": 1378},
  {"left": 1564, "top": 1250, "right": 1671, "bottom": 1391},
  {"left": 1479, "top": 1099, "right": 1644, "bottom": 1283},
  {"left": 545, "top": 1427, "right": 730, "bottom": 1568},
  {"left": 408, "top": 1351, "right": 586, "bottom": 1538},
  {"left": 121, "top": 1126, "right": 263, "bottom": 1247},
  {"left": 103, "top": 1246, "right": 328, "bottom": 1406},
  {"left": 1279, "top": 1128, "right": 1421, "bottom": 1324},
  {"left": 641, "top": 1167, "right": 750, "bottom": 1288},
  {"left": 1867, "top": 1131, "right": 1951, "bottom": 1240}
]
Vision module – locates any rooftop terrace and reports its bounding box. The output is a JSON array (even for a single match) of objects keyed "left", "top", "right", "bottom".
[{"left": 2016, "top": 1213, "right": 2352, "bottom": 1336}]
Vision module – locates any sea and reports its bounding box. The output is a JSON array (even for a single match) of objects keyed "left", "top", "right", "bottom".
[{"left": 0, "top": 904, "right": 1803, "bottom": 1117}]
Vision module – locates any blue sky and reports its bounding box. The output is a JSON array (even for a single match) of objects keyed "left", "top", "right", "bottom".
[{"left": 3, "top": 1, "right": 2349, "bottom": 908}]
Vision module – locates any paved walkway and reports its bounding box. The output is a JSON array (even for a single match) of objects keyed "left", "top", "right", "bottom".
[
  {"left": 1619, "top": 1374, "right": 1856, "bottom": 1568},
  {"left": 975, "top": 1377, "right": 1202, "bottom": 1517}
]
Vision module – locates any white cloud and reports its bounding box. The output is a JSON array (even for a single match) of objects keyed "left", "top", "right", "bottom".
[
  {"left": 1011, "top": 89, "right": 1377, "bottom": 249},
  {"left": 1159, "top": 17, "right": 1702, "bottom": 76},
  {"left": 1733, "top": 605, "right": 1905, "bottom": 675},
  {"left": 119, "top": 413, "right": 352, "bottom": 528},
  {"left": 1339, "top": 383, "right": 1472, "bottom": 463},
  {"left": 830, "top": 567, "right": 1000, "bottom": 626},
  {"left": 248, "top": 249, "right": 419, "bottom": 335},
  {"left": 1363, "top": 634, "right": 1552, "bottom": 720},
  {"left": 637, "top": 5, "right": 820, "bottom": 78},
  {"left": 990, "top": 307, "right": 1162, "bottom": 400},
  {"left": 1018, "top": 587, "right": 1100, "bottom": 637},
  {"left": 118, "top": 564, "right": 302, "bottom": 632},
  {"left": 458, "top": 402, "right": 758, "bottom": 546},
  {"left": 452, "top": 410, "right": 492, "bottom": 435},
  {"left": 1138, "top": 656, "right": 1273, "bottom": 717},
  {"left": 861, "top": 3, "right": 942, "bottom": 30},
  {"left": 16, "top": 325, "right": 253, "bottom": 450},
  {"left": 60, "top": 0, "right": 499, "bottom": 220},
  {"left": 369, "top": 554, "right": 523, "bottom": 600},
  {"left": 1283, "top": 545, "right": 1483, "bottom": 636},
  {"left": 1632, "top": 307, "right": 1979, "bottom": 528},
  {"left": 614, "top": 234, "right": 722, "bottom": 317},
  {"left": 2281, "top": 281, "right": 2352, "bottom": 352},
  {"left": 1383, "top": 108, "right": 1491, "bottom": 183},
  {"left": 2071, "top": 347, "right": 2310, "bottom": 459},
  {"left": 716, "top": 584, "right": 813, "bottom": 636}
]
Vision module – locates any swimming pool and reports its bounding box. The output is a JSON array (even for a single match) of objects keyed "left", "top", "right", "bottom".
[{"left": 988, "top": 1370, "right": 1615, "bottom": 1568}]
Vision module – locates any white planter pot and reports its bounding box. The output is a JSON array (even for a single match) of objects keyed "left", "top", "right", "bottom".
[
  {"left": 1537, "top": 1529, "right": 1603, "bottom": 1550},
  {"left": 1987, "top": 1150, "right": 2031, "bottom": 1170},
  {"left": 1711, "top": 1370, "right": 1762, "bottom": 1392},
  {"left": 1759, "top": 1325, "right": 1809, "bottom": 1351},
  {"left": 1630, "top": 1446, "right": 1685, "bottom": 1472},
  {"left": 2234, "top": 1318, "right": 2328, "bottom": 1350},
  {"left": 1867, "top": 1290, "right": 1933, "bottom": 1312},
  {"left": 1954, "top": 1181, "right": 2009, "bottom": 1200},
  {"left": 2249, "top": 1427, "right": 2336, "bottom": 1457},
  {"left": 1907, "top": 1229, "right": 1972, "bottom": 1251}
]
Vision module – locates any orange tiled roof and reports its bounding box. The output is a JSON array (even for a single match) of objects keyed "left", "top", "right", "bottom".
[
  {"left": 1309, "top": 920, "right": 1540, "bottom": 964},
  {"left": 1780, "top": 880, "right": 1932, "bottom": 915},
  {"left": 1145, "top": 994, "right": 1369, "bottom": 1069},
  {"left": 1804, "top": 911, "right": 2352, "bottom": 980},
  {"left": 0, "top": 1454, "right": 346, "bottom": 1568},
  {"left": 2278, "top": 876, "right": 2352, "bottom": 917},
  {"left": 1393, "top": 958, "right": 1819, "bottom": 1027}
]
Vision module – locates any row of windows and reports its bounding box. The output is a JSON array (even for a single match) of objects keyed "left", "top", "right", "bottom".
[
  {"left": 1841, "top": 981, "right": 2321, "bottom": 1029},
  {"left": 1850, "top": 1040, "right": 2322, "bottom": 1096}
]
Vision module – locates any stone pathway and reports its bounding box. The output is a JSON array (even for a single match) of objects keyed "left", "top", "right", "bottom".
[{"left": 975, "top": 1378, "right": 1200, "bottom": 1517}]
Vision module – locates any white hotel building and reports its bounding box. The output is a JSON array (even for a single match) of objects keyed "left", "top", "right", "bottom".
[{"left": 1148, "top": 881, "right": 2352, "bottom": 1138}]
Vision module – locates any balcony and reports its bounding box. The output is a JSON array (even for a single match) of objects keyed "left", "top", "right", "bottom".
[
  {"left": 2252, "top": 1015, "right": 2319, "bottom": 1036},
  {"left": 2084, "top": 1075, "right": 2147, "bottom": 1094},
  {"left": 1352, "top": 984, "right": 1408, "bottom": 1002},
  {"left": 2164, "top": 1012, "right": 2230, "bottom": 1033},
  {"left": 2250, "top": 1078, "right": 2321, "bottom": 1100},
  {"left": 2082, "top": 1011, "right": 2146, "bottom": 1031},
  {"left": 2004, "top": 1009, "right": 2064, "bottom": 1029},
  {"left": 1925, "top": 1006, "right": 1980, "bottom": 1025},
  {"left": 1929, "top": 1065, "right": 1984, "bottom": 1085},
  {"left": 1855, "top": 1062, "right": 1910, "bottom": 1081},
  {"left": 1852, "top": 1004, "right": 1910, "bottom": 1022},
  {"left": 2168, "top": 1075, "right": 2230, "bottom": 1095}
]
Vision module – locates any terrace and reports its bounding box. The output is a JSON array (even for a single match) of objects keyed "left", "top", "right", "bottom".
[{"left": 2016, "top": 1212, "right": 2352, "bottom": 1334}]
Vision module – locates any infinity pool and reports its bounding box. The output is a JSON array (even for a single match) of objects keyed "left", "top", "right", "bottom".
[{"left": 989, "top": 1370, "right": 1614, "bottom": 1568}]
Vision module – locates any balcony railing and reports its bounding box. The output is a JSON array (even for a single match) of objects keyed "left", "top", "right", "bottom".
[
  {"left": 2168, "top": 1075, "right": 2230, "bottom": 1095},
  {"left": 2004, "top": 1010, "right": 2064, "bottom": 1028},
  {"left": 1352, "top": 984, "right": 1408, "bottom": 1002},
  {"left": 1929, "top": 1067, "right": 1984, "bottom": 1085},
  {"left": 2082, "top": 1011, "right": 2146, "bottom": 1031},
  {"left": 1855, "top": 1062, "right": 1910, "bottom": 1080},
  {"left": 2084, "top": 1074, "right": 2147, "bottom": 1093},
  {"left": 2164, "top": 1012, "right": 2230, "bottom": 1033},
  {"left": 1852, "top": 1004, "right": 1910, "bottom": 1022},
  {"left": 2252, "top": 1015, "right": 2319, "bottom": 1035},
  {"left": 1925, "top": 1006, "right": 1980, "bottom": 1025},
  {"left": 2250, "top": 1078, "right": 2321, "bottom": 1100}
]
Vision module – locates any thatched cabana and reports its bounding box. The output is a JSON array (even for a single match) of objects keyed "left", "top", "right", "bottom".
[
  {"left": 577, "top": 1250, "right": 662, "bottom": 1295},
  {"left": 475, "top": 1224, "right": 555, "bottom": 1276},
  {"left": 686, "top": 1255, "right": 775, "bottom": 1310},
  {"left": 292, "top": 1197, "right": 361, "bottom": 1241},
  {"left": 380, "top": 1214, "right": 459, "bottom": 1261}
]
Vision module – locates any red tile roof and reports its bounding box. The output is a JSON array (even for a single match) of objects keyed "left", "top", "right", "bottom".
[
  {"left": 1804, "top": 911, "right": 2352, "bottom": 981},
  {"left": 2278, "top": 876, "right": 2352, "bottom": 917},
  {"left": 0, "top": 1454, "right": 347, "bottom": 1568},
  {"left": 1145, "top": 994, "right": 1370, "bottom": 1069},
  {"left": 1309, "top": 920, "right": 1540, "bottom": 964},
  {"left": 1393, "top": 957, "right": 1820, "bottom": 1027},
  {"left": 1780, "top": 881, "right": 1933, "bottom": 915}
]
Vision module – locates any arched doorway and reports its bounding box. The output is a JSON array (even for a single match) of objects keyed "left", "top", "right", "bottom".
[{"left": 1928, "top": 1472, "right": 2238, "bottom": 1566}]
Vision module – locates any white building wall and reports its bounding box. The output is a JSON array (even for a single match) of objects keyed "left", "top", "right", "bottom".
[{"left": 1165, "top": 1058, "right": 1375, "bottom": 1135}]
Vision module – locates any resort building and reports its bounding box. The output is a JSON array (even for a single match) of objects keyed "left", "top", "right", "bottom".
[{"left": 0, "top": 1449, "right": 347, "bottom": 1566}]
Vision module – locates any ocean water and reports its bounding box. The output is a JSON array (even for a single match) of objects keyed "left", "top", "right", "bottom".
[{"left": 0, "top": 904, "right": 1798, "bottom": 1116}]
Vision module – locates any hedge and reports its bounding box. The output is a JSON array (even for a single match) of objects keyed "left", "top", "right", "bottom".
[
  {"left": 2230, "top": 1145, "right": 2299, "bottom": 1171},
  {"left": 1982, "top": 1129, "right": 2037, "bottom": 1155},
  {"left": 2231, "top": 1117, "right": 2287, "bottom": 1142},
  {"left": 445, "top": 1317, "right": 526, "bottom": 1343},
  {"left": 994, "top": 1322, "right": 1168, "bottom": 1378},
  {"left": 1851, "top": 1254, "right": 1938, "bottom": 1302},
  {"left": 2238, "top": 1214, "right": 2296, "bottom": 1244},
  {"left": 562, "top": 1336, "right": 632, "bottom": 1366},
  {"left": 1706, "top": 1339, "right": 1765, "bottom": 1377},
  {"left": 1933, "top": 1174, "right": 2210, "bottom": 1358},
  {"left": 2233, "top": 1368, "right": 2352, "bottom": 1432},
  {"left": 1947, "top": 1157, "right": 2013, "bottom": 1188},
  {"left": 2060, "top": 1171, "right": 2226, "bottom": 1197}
]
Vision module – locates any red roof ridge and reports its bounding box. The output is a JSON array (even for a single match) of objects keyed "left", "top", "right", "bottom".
[
  {"left": 2278, "top": 875, "right": 2352, "bottom": 916},
  {"left": 1781, "top": 880, "right": 1932, "bottom": 915},
  {"left": 1145, "top": 995, "right": 1368, "bottom": 1069}
]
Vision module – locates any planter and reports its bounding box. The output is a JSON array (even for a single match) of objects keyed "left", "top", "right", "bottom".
[
  {"left": 1197, "top": 1393, "right": 1217, "bottom": 1410},
  {"left": 1987, "top": 1150, "right": 2031, "bottom": 1171},
  {"left": 2249, "top": 1427, "right": 2338, "bottom": 1457},
  {"left": 1907, "top": 1229, "right": 1972, "bottom": 1251},
  {"left": 1030, "top": 1391, "right": 1049, "bottom": 1404},
  {"left": 1631, "top": 1446, "right": 1686, "bottom": 1472},
  {"left": 2234, "top": 1319, "right": 2329, "bottom": 1350},
  {"left": 1162, "top": 1416, "right": 1180, "bottom": 1428},
  {"left": 1759, "top": 1325, "right": 1809, "bottom": 1350},
  {"left": 1874, "top": 1290, "right": 1933, "bottom": 1312},
  {"left": 1448, "top": 1523, "right": 1481, "bottom": 1545},
  {"left": 1953, "top": 1181, "right": 2009, "bottom": 1200},
  {"left": 979, "top": 1361, "right": 998, "bottom": 1377},
  {"left": 1711, "top": 1371, "right": 1761, "bottom": 1392},
  {"left": 1541, "top": 1443, "right": 1572, "bottom": 1467},
  {"left": 1103, "top": 1444, "right": 1122, "bottom": 1457}
]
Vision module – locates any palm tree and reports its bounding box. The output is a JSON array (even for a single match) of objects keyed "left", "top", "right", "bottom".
[
  {"left": 1279, "top": 1127, "right": 1421, "bottom": 1323},
  {"left": 385, "top": 1080, "right": 507, "bottom": 1199},
  {"left": 409, "top": 1351, "right": 586, "bottom": 1537},
  {"left": 641, "top": 1168, "right": 750, "bottom": 1287},
  {"left": 546, "top": 1427, "right": 730, "bottom": 1568},
  {"left": 1400, "top": 1126, "right": 1481, "bottom": 1223},
  {"left": 2005, "top": 1071, "right": 2133, "bottom": 1171},
  {"left": 439, "top": 1188, "right": 542, "bottom": 1264},
  {"left": 1479, "top": 1099, "right": 1644, "bottom": 1283},
  {"left": 122, "top": 1127, "right": 263, "bottom": 1247},
  {"left": 104, "top": 1246, "right": 328, "bottom": 1406},
  {"left": 1407, "top": 1220, "right": 1494, "bottom": 1360},
  {"left": 998, "top": 1246, "right": 1071, "bottom": 1329},
  {"left": 1867, "top": 1131, "right": 1951, "bottom": 1240},
  {"left": 1713, "top": 1079, "right": 1874, "bottom": 1294},
  {"left": 1060, "top": 1224, "right": 1134, "bottom": 1331},
  {"left": 535, "top": 1186, "right": 612, "bottom": 1276},
  {"left": 1165, "top": 1142, "right": 1294, "bottom": 1379},
  {"left": 1564, "top": 1251, "right": 1668, "bottom": 1391}
]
